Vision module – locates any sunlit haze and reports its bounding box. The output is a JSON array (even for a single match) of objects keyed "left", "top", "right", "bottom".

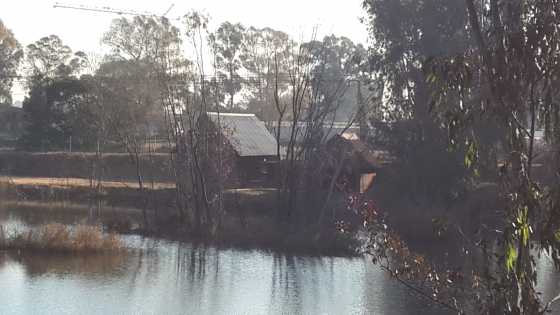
[{"left": 4, "top": 0, "right": 369, "bottom": 101}]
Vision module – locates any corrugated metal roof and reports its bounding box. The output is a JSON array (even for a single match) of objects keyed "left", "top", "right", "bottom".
[
  {"left": 267, "top": 122, "right": 361, "bottom": 145},
  {"left": 207, "top": 112, "right": 278, "bottom": 157}
]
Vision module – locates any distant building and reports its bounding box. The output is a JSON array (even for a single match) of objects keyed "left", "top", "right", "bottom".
[
  {"left": 266, "top": 121, "right": 362, "bottom": 147},
  {"left": 325, "top": 132, "right": 386, "bottom": 194},
  {"left": 206, "top": 112, "right": 280, "bottom": 188}
]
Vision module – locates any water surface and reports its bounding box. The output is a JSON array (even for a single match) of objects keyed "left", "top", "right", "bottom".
[{"left": 0, "top": 204, "right": 557, "bottom": 314}]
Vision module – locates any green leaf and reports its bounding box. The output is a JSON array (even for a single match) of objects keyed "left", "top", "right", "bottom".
[
  {"left": 554, "top": 230, "right": 560, "bottom": 242},
  {"left": 506, "top": 243, "right": 517, "bottom": 272},
  {"left": 473, "top": 168, "right": 480, "bottom": 178},
  {"left": 515, "top": 206, "right": 530, "bottom": 246},
  {"left": 521, "top": 225, "right": 530, "bottom": 247},
  {"left": 464, "top": 140, "right": 477, "bottom": 169}
]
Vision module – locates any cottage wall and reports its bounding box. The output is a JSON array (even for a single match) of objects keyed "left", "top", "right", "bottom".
[{"left": 201, "top": 114, "right": 279, "bottom": 189}]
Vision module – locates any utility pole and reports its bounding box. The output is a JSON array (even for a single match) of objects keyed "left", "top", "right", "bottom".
[
  {"left": 356, "top": 80, "right": 369, "bottom": 140},
  {"left": 346, "top": 78, "right": 369, "bottom": 140},
  {"left": 346, "top": 79, "right": 368, "bottom": 140}
]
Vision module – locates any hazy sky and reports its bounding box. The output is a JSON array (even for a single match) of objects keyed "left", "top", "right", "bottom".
[
  {"left": 4, "top": 0, "right": 369, "bottom": 49},
  {"left": 3, "top": 0, "right": 370, "bottom": 101}
]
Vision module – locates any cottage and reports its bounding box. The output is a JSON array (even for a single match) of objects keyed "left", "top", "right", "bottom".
[
  {"left": 325, "top": 132, "right": 385, "bottom": 193},
  {"left": 267, "top": 121, "right": 361, "bottom": 148},
  {"left": 206, "top": 112, "right": 279, "bottom": 188}
]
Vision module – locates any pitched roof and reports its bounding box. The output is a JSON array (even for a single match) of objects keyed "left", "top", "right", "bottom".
[
  {"left": 328, "top": 133, "right": 387, "bottom": 171},
  {"left": 267, "top": 121, "right": 361, "bottom": 145},
  {"left": 207, "top": 112, "right": 278, "bottom": 157}
]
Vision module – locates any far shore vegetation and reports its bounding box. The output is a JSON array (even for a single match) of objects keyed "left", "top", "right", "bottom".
[{"left": 0, "top": 223, "right": 122, "bottom": 253}]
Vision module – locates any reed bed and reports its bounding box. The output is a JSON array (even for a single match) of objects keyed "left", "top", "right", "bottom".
[{"left": 0, "top": 223, "right": 122, "bottom": 253}]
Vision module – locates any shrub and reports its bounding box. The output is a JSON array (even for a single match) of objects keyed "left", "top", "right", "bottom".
[
  {"left": 40, "top": 223, "right": 71, "bottom": 250},
  {"left": 0, "top": 223, "right": 123, "bottom": 253}
]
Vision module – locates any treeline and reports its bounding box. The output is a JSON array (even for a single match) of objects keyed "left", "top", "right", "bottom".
[
  {"left": 0, "top": 16, "right": 374, "bottom": 152},
  {"left": 0, "top": 14, "right": 382, "bottom": 236}
]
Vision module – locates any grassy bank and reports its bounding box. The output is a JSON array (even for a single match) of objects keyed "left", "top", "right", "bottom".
[
  {"left": 0, "top": 176, "right": 178, "bottom": 211},
  {"left": 0, "top": 176, "right": 276, "bottom": 217},
  {"left": 0, "top": 223, "right": 122, "bottom": 253},
  {"left": 0, "top": 178, "right": 360, "bottom": 256},
  {"left": 0, "top": 151, "right": 174, "bottom": 182},
  {"left": 0, "top": 151, "right": 362, "bottom": 256}
]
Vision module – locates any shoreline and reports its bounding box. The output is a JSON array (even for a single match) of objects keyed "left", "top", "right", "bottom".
[{"left": 0, "top": 178, "right": 361, "bottom": 257}]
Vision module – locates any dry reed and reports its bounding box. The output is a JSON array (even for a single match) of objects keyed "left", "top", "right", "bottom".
[{"left": 0, "top": 223, "right": 123, "bottom": 253}]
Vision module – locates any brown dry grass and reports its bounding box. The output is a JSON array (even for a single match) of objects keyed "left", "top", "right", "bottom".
[
  {"left": 0, "top": 223, "right": 123, "bottom": 253},
  {"left": 0, "top": 176, "right": 175, "bottom": 190}
]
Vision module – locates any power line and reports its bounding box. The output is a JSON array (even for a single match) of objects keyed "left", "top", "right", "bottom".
[
  {"left": 162, "top": 4, "right": 175, "bottom": 17},
  {"left": 53, "top": 2, "right": 155, "bottom": 17},
  {"left": 53, "top": 2, "right": 179, "bottom": 20},
  {"left": 2, "top": 73, "right": 374, "bottom": 85}
]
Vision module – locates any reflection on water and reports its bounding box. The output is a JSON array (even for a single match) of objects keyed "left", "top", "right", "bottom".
[
  {"left": 0, "top": 201, "right": 142, "bottom": 231},
  {"left": 0, "top": 204, "right": 558, "bottom": 314},
  {"left": 0, "top": 204, "right": 453, "bottom": 315},
  {"left": 536, "top": 253, "right": 560, "bottom": 314},
  {"left": 0, "top": 239, "right": 450, "bottom": 315},
  {"left": 2, "top": 252, "right": 127, "bottom": 278}
]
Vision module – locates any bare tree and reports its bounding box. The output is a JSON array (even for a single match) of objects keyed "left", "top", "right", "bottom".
[
  {"left": 101, "top": 16, "right": 181, "bottom": 229},
  {"left": 153, "top": 11, "right": 235, "bottom": 235},
  {"left": 272, "top": 34, "right": 374, "bottom": 227}
]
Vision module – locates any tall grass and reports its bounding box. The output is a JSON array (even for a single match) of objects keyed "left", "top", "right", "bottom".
[{"left": 0, "top": 223, "right": 122, "bottom": 253}]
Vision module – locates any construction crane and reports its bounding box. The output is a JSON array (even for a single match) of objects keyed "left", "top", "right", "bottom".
[{"left": 53, "top": 2, "right": 176, "bottom": 19}]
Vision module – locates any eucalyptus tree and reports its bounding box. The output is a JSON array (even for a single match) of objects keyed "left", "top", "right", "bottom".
[
  {"left": 102, "top": 16, "right": 181, "bottom": 63},
  {"left": 101, "top": 15, "right": 183, "bottom": 152},
  {"left": 25, "top": 35, "right": 86, "bottom": 85},
  {"left": 101, "top": 16, "right": 183, "bottom": 227},
  {"left": 426, "top": 1, "right": 560, "bottom": 313},
  {"left": 362, "top": 0, "right": 472, "bottom": 203},
  {"left": 209, "top": 22, "right": 245, "bottom": 109},
  {"left": 241, "top": 26, "right": 292, "bottom": 120},
  {"left": 303, "top": 35, "right": 369, "bottom": 123},
  {"left": 0, "top": 19, "right": 23, "bottom": 105},
  {"left": 363, "top": 0, "right": 560, "bottom": 314},
  {"left": 20, "top": 35, "right": 86, "bottom": 151}
]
